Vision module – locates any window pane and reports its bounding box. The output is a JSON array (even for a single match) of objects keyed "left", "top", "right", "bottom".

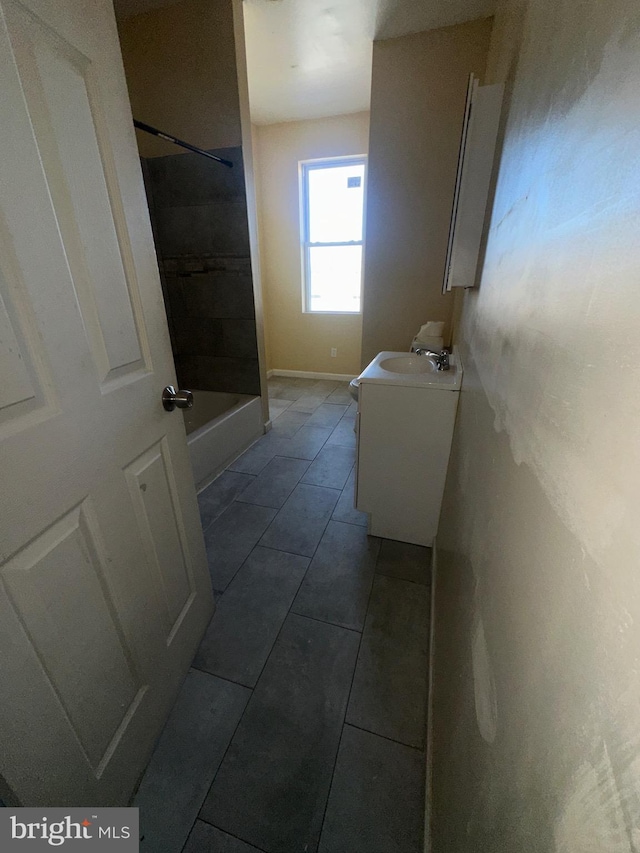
[
  {"left": 308, "top": 245, "right": 361, "bottom": 312},
  {"left": 308, "top": 163, "right": 365, "bottom": 243}
]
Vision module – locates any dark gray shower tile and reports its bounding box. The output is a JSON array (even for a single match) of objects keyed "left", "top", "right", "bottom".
[
  {"left": 172, "top": 316, "right": 225, "bottom": 358},
  {"left": 164, "top": 274, "right": 188, "bottom": 318},
  {"left": 326, "top": 417, "right": 357, "bottom": 448},
  {"left": 198, "top": 470, "right": 255, "bottom": 529},
  {"left": 145, "top": 146, "right": 246, "bottom": 208},
  {"left": 175, "top": 354, "right": 200, "bottom": 390},
  {"left": 331, "top": 465, "right": 368, "bottom": 527},
  {"left": 301, "top": 444, "right": 356, "bottom": 490},
  {"left": 346, "top": 575, "right": 430, "bottom": 748},
  {"left": 292, "top": 521, "right": 380, "bottom": 631},
  {"left": 259, "top": 483, "right": 339, "bottom": 557},
  {"left": 183, "top": 822, "right": 262, "bottom": 853},
  {"left": 196, "top": 356, "right": 260, "bottom": 395},
  {"left": 305, "top": 403, "right": 348, "bottom": 429},
  {"left": 220, "top": 318, "right": 259, "bottom": 358},
  {"left": 193, "top": 546, "right": 309, "bottom": 687},
  {"left": 376, "top": 538, "right": 432, "bottom": 585},
  {"left": 204, "top": 502, "right": 277, "bottom": 591},
  {"left": 184, "top": 273, "right": 256, "bottom": 320},
  {"left": 155, "top": 203, "right": 251, "bottom": 256},
  {"left": 214, "top": 272, "right": 256, "bottom": 318},
  {"left": 200, "top": 614, "right": 360, "bottom": 853},
  {"left": 318, "top": 725, "right": 424, "bottom": 853},
  {"left": 237, "top": 456, "right": 310, "bottom": 509},
  {"left": 134, "top": 670, "right": 250, "bottom": 853}
]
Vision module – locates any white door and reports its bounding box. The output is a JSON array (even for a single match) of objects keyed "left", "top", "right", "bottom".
[{"left": 0, "top": 0, "right": 214, "bottom": 806}]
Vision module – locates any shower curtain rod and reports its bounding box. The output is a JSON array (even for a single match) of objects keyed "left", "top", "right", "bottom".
[{"left": 133, "top": 119, "right": 234, "bottom": 168}]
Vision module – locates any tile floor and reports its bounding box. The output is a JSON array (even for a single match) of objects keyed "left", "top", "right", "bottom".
[{"left": 134, "top": 377, "right": 431, "bottom": 853}]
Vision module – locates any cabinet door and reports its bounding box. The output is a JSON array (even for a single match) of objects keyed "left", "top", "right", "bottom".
[
  {"left": 443, "top": 77, "right": 504, "bottom": 292},
  {"left": 356, "top": 383, "right": 459, "bottom": 545}
]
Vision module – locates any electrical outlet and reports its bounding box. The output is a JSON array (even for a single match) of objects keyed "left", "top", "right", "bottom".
[{"left": 331, "top": 347, "right": 337, "bottom": 358}]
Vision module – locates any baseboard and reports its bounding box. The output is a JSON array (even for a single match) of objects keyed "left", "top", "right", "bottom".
[
  {"left": 269, "top": 369, "right": 356, "bottom": 381},
  {"left": 424, "top": 540, "right": 437, "bottom": 853}
]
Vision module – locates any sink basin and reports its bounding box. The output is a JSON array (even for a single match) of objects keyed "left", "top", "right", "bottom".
[
  {"left": 379, "top": 356, "right": 437, "bottom": 375},
  {"left": 357, "top": 351, "right": 462, "bottom": 390}
]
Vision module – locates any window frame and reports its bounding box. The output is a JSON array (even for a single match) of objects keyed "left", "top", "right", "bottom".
[{"left": 299, "top": 155, "right": 367, "bottom": 315}]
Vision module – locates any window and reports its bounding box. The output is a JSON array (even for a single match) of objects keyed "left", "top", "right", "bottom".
[{"left": 300, "top": 157, "right": 366, "bottom": 313}]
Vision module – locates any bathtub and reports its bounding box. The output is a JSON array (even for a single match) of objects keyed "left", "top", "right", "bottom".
[{"left": 183, "top": 390, "right": 264, "bottom": 490}]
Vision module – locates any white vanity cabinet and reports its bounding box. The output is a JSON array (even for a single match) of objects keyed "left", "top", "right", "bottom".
[{"left": 355, "top": 352, "right": 462, "bottom": 546}]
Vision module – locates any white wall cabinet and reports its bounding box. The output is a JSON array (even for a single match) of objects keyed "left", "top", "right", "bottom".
[
  {"left": 443, "top": 75, "right": 504, "bottom": 292},
  {"left": 356, "top": 373, "right": 460, "bottom": 546}
]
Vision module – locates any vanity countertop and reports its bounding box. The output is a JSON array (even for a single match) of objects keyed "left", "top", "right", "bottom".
[{"left": 357, "top": 351, "right": 462, "bottom": 391}]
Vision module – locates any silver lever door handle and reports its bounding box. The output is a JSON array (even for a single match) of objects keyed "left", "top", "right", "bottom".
[{"left": 162, "top": 385, "right": 194, "bottom": 411}]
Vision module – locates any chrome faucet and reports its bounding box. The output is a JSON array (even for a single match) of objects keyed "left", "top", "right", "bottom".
[{"left": 415, "top": 347, "right": 450, "bottom": 371}]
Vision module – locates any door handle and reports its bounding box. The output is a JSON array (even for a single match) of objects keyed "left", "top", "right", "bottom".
[{"left": 162, "top": 385, "right": 194, "bottom": 411}]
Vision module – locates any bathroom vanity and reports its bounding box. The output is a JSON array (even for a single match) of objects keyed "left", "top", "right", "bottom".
[{"left": 355, "top": 351, "right": 462, "bottom": 546}]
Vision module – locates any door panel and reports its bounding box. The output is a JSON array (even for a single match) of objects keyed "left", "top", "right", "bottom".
[
  {"left": 6, "top": 0, "right": 149, "bottom": 384},
  {"left": 0, "top": 246, "right": 56, "bottom": 434},
  {"left": 2, "top": 500, "right": 142, "bottom": 768},
  {"left": 125, "top": 439, "right": 196, "bottom": 641},
  {"left": 0, "top": 0, "right": 214, "bottom": 806}
]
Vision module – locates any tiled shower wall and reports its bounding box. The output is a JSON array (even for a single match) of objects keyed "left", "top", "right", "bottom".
[{"left": 142, "top": 146, "right": 261, "bottom": 396}]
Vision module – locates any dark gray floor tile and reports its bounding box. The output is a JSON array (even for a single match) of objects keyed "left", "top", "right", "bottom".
[
  {"left": 346, "top": 575, "right": 429, "bottom": 748},
  {"left": 376, "top": 539, "right": 432, "bottom": 585},
  {"left": 325, "top": 386, "right": 353, "bottom": 406},
  {"left": 198, "top": 471, "right": 255, "bottom": 529},
  {"left": 305, "top": 403, "right": 348, "bottom": 429},
  {"left": 236, "top": 456, "right": 310, "bottom": 509},
  {"left": 326, "top": 417, "right": 357, "bottom": 448},
  {"left": 292, "top": 521, "right": 380, "bottom": 631},
  {"left": 278, "top": 426, "right": 332, "bottom": 459},
  {"left": 227, "top": 434, "right": 277, "bottom": 475},
  {"left": 268, "top": 397, "right": 292, "bottom": 420},
  {"left": 134, "top": 670, "right": 250, "bottom": 853},
  {"left": 269, "top": 378, "right": 317, "bottom": 402},
  {"left": 332, "top": 465, "right": 368, "bottom": 527},
  {"left": 259, "top": 483, "right": 340, "bottom": 557},
  {"left": 205, "top": 502, "right": 277, "bottom": 591},
  {"left": 341, "top": 400, "right": 358, "bottom": 419},
  {"left": 270, "top": 409, "right": 311, "bottom": 437},
  {"left": 184, "top": 822, "right": 262, "bottom": 853},
  {"left": 301, "top": 444, "right": 356, "bottom": 490},
  {"left": 193, "top": 547, "right": 309, "bottom": 687},
  {"left": 318, "top": 725, "right": 424, "bottom": 853},
  {"left": 289, "top": 394, "right": 332, "bottom": 413},
  {"left": 200, "top": 614, "right": 360, "bottom": 853},
  {"left": 310, "top": 379, "right": 340, "bottom": 395}
]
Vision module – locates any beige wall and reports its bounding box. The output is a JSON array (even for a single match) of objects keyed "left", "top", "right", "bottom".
[
  {"left": 118, "top": 0, "right": 242, "bottom": 156},
  {"left": 254, "top": 113, "right": 370, "bottom": 375},
  {"left": 432, "top": 0, "right": 640, "bottom": 849},
  {"left": 361, "top": 19, "right": 493, "bottom": 367}
]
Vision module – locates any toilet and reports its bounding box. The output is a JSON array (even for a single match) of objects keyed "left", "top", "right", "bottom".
[{"left": 349, "top": 377, "right": 360, "bottom": 402}]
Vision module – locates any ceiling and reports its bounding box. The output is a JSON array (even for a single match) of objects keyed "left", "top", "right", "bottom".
[
  {"left": 113, "top": 0, "right": 495, "bottom": 125},
  {"left": 243, "top": 0, "right": 494, "bottom": 124}
]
